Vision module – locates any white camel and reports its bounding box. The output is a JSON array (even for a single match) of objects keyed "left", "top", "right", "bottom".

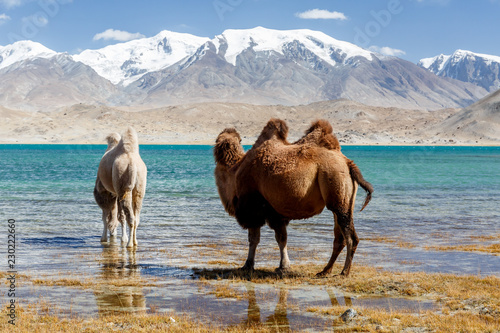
[{"left": 94, "top": 127, "right": 147, "bottom": 247}]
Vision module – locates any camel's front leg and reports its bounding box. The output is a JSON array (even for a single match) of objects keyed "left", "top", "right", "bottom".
[
  {"left": 100, "top": 211, "right": 108, "bottom": 242},
  {"left": 273, "top": 224, "right": 290, "bottom": 271},
  {"left": 242, "top": 227, "right": 261, "bottom": 271}
]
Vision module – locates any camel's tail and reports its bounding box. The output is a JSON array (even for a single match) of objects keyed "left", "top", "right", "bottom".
[
  {"left": 348, "top": 160, "right": 373, "bottom": 212},
  {"left": 122, "top": 127, "right": 139, "bottom": 154}
]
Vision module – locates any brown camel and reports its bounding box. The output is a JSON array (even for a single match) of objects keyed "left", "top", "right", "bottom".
[
  {"left": 94, "top": 127, "right": 147, "bottom": 248},
  {"left": 214, "top": 119, "right": 373, "bottom": 276}
]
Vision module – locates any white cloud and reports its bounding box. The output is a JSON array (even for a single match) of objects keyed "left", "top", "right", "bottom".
[
  {"left": 0, "top": 0, "right": 23, "bottom": 9},
  {"left": 369, "top": 46, "right": 406, "bottom": 57},
  {"left": 23, "top": 13, "right": 49, "bottom": 27},
  {"left": 295, "top": 9, "right": 347, "bottom": 20},
  {"left": 0, "top": 0, "right": 71, "bottom": 8},
  {"left": 0, "top": 13, "right": 11, "bottom": 24},
  {"left": 93, "top": 29, "right": 145, "bottom": 42}
]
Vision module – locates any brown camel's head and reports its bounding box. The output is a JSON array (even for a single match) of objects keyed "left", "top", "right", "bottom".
[{"left": 214, "top": 128, "right": 245, "bottom": 168}]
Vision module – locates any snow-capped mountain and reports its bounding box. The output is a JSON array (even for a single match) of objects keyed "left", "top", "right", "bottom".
[
  {"left": 74, "top": 30, "right": 210, "bottom": 86},
  {"left": 213, "top": 27, "right": 373, "bottom": 66},
  {"left": 0, "top": 28, "right": 491, "bottom": 111},
  {"left": 0, "top": 40, "right": 57, "bottom": 71},
  {"left": 127, "top": 27, "right": 486, "bottom": 109},
  {"left": 419, "top": 50, "right": 500, "bottom": 92}
]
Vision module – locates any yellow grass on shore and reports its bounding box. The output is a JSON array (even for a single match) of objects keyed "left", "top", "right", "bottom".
[{"left": 2, "top": 264, "right": 499, "bottom": 332}]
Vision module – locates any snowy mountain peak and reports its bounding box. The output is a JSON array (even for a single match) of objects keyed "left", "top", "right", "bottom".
[
  {"left": 419, "top": 49, "right": 500, "bottom": 92},
  {"left": 73, "top": 30, "right": 210, "bottom": 86},
  {"left": 450, "top": 49, "right": 500, "bottom": 65},
  {"left": 215, "top": 27, "right": 373, "bottom": 66},
  {"left": 0, "top": 40, "right": 57, "bottom": 70},
  {"left": 418, "top": 54, "right": 450, "bottom": 74}
]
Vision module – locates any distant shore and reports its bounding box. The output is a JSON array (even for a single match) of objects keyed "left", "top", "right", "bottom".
[
  {"left": 2, "top": 101, "right": 498, "bottom": 146},
  {"left": 1, "top": 141, "right": 499, "bottom": 147}
]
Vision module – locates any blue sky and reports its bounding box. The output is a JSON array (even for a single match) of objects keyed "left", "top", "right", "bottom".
[{"left": 0, "top": 0, "right": 499, "bottom": 63}]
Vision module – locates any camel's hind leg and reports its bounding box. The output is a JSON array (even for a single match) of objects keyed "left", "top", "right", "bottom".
[
  {"left": 337, "top": 212, "right": 359, "bottom": 276},
  {"left": 119, "top": 191, "right": 136, "bottom": 248},
  {"left": 318, "top": 172, "right": 359, "bottom": 277},
  {"left": 118, "top": 204, "right": 128, "bottom": 244},
  {"left": 317, "top": 214, "right": 345, "bottom": 276},
  {"left": 131, "top": 189, "right": 145, "bottom": 247}
]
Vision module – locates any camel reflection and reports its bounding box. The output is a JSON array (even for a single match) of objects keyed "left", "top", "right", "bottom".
[
  {"left": 241, "top": 283, "right": 353, "bottom": 330},
  {"left": 243, "top": 283, "right": 290, "bottom": 331},
  {"left": 94, "top": 238, "right": 146, "bottom": 315},
  {"left": 327, "top": 288, "right": 353, "bottom": 307}
]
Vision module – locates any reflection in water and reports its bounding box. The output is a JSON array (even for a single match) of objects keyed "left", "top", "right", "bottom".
[
  {"left": 328, "top": 288, "right": 352, "bottom": 307},
  {"left": 263, "top": 287, "right": 290, "bottom": 331},
  {"left": 244, "top": 283, "right": 260, "bottom": 325},
  {"left": 243, "top": 283, "right": 290, "bottom": 331},
  {"left": 94, "top": 238, "right": 146, "bottom": 315}
]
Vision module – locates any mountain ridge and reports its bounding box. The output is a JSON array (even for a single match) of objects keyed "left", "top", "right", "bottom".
[
  {"left": 0, "top": 27, "right": 494, "bottom": 111},
  {"left": 419, "top": 49, "right": 500, "bottom": 92}
]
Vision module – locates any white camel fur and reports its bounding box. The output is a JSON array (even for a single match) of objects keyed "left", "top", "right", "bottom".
[{"left": 94, "top": 127, "right": 147, "bottom": 247}]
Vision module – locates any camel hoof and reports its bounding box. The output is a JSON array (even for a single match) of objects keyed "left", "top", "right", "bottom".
[
  {"left": 276, "top": 266, "right": 291, "bottom": 273},
  {"left": 315, "top": 270, "right": 330, "bottom": 278},
  {"left": 275, "top": 267, "right": 291, "bottom": 277},
  {"left": 239, "top": 264, "right": 254, "bottom": 274},
  {"left": 100, "top": 237, "right": 107, "bottom": 243}
]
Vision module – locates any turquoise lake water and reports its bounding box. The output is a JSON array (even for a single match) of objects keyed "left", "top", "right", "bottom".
[
  {"left": 1, "top": 145, "right": 499, "bottom": 273},
  {"left": 1, "top": 145, "right": 499, "bottom": 323}
]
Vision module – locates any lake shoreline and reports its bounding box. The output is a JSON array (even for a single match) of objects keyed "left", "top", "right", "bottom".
[
  {"left": 1, "top": 264, "right": 499, "bottom": 332},
  {"left": 1, "top": 142, "right": 500, "bottom": 147}
]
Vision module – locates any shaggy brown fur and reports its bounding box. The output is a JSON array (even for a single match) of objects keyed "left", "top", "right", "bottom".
[
  {"left": 214, "top": 119, "right": 373, "bottom": 277},
  {"left": 252, "top": 118, "right": 290, "bottom": 147},
  {"left": 213, "top": 128, "right": 246, "bottom": 217},
  {"left": 95, "top": 127, "right": 147, "bottom": 247},
  {"left": 294, "top": 119, "right": 341, "bottom": 151}
]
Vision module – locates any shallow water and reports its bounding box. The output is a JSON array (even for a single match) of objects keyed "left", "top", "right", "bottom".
[{"left": 1, "top": 145, "right": 499, "bottom": 329}]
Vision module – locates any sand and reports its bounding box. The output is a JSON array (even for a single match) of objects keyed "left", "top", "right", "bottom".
[{"left": 1, "top": 100, "right": 499, "bottom": 145}]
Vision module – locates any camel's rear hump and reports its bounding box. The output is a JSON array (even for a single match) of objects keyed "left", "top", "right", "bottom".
[
  {"left": 122, "top": 127, "right": 139, "bottom": 154},
  {"left": 295, "top": 119, "right": 340, "bottom": 150}
]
